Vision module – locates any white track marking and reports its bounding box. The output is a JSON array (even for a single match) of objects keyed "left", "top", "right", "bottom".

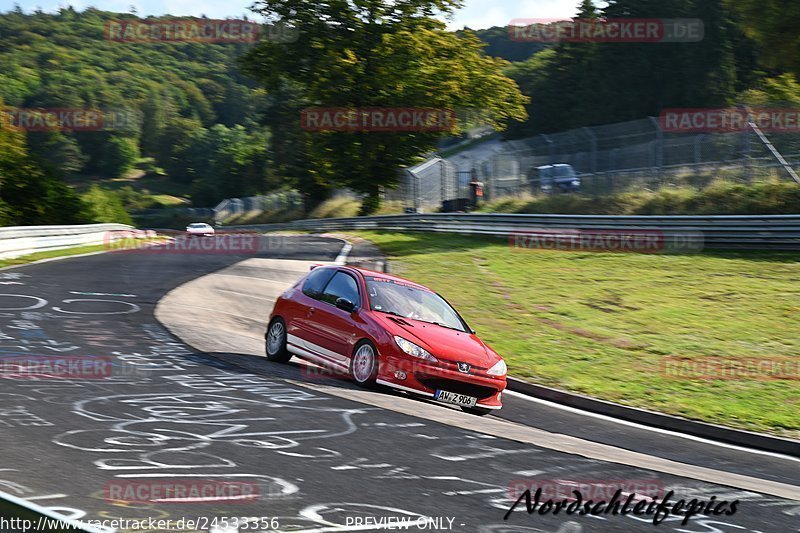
[
  {"left": 334, "top": 242, "right": 352, "bottom": 265},
  {"left": 504, "top": 390, "right": 800, "bottom": 463}
]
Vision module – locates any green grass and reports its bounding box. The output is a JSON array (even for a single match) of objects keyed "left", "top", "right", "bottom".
[
  {"left": 352, "top": 231, "right": 800, "bottom": 438},
  {"left": 226, "top": 207, "right": 306, "bottom": 225},
  {"left": 0, "top": 244, "right": 109, "bottom": 268},
  {"left": 478, "top": 180, "right": 800, "bottom": 215},
  {"left": 67, "top": 169, "right": 191, "bottom": 212},
  {"left": 308, "top": 197, "right": 407, "bottom": 219},
  {"left": 0, "top": 235, "right": 168, "bottom": 268},
  {"left": 309, "top": 197, "right": 362, "bottom": 219},
  {"left": 148, "top": 193, "right": 187, "bottom": 208}
]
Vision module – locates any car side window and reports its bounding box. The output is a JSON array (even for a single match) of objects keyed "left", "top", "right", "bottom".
[
  {"left": 302, "top": 268, "right": 336, "bottom": 299},
  {"left": 320, "top": 272, "right": 360, "bottom": 307}
]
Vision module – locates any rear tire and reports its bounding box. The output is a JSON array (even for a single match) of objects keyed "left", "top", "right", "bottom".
[
  {"left": 350, "top": 340, "right": 378, "bottom": 387},
  {"left": 265, "top": 318, "right": 292, "bottom": 363},
  {"left": 461, "top": 406, "right": 493, "bottom": 416}
]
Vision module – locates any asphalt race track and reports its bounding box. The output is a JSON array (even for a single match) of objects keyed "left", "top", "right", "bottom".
[{"left": 0, "top": 234, "right": 798, "bottom": 533}]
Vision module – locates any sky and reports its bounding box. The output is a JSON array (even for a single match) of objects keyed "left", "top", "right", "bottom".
[{"left": 0, "top": 0, "right": 587, "bottom": 30}]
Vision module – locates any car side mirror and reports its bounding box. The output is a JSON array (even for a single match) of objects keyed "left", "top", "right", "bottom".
[{"left": 334, "top": 297, "right": 356, "bottom": 313}]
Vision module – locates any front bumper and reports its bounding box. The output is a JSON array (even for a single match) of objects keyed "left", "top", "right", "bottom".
[{"left": 378, "top": 355, "right": 506, "bottom": 409}]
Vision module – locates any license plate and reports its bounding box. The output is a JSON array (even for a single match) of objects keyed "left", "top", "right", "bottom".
[{"left": 434, "top": 390, "right": 477, "bottom": 408}]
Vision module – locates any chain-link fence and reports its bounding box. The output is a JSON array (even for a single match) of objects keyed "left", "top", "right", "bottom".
[
  {"left": 384, "top": 157, "right": 461, "bottom": 211},
  {"left": 214, "top": 190, "right": 303, "bottom": 223},
  {"left": 389, "top": 117, "right": 800, "bottom": 211}
]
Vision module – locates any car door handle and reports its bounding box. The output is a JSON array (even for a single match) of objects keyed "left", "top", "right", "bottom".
[{"left": 308, "top": 307, "right": 316, "bottom": 316}]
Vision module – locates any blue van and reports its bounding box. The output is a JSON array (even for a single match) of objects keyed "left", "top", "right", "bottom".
[{"left": 532, "top": 164, "right": 581, "bottom": 193}]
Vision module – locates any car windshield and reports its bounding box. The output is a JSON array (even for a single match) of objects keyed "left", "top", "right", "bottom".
[
  {"left": 188, "top": 223, "right": 208, "bottom": 228},
  {"left": 553, "top": 166, "right": 576, "bottom": 178},
  {"left": 366, "top": 276, "right": 467, "bottom": 331}
]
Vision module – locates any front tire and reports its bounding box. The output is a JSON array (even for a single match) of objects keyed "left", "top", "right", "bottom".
[
  {"left": 265, "top": 318, "right": 292, "bottom": 363},
  {"left": 350, "top": 340, "right": 378, "bottom": 387}
]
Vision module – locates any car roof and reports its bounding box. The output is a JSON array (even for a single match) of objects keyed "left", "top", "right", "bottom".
[
  {"left": 537, "top": 163, "right": 573, "bottom": 169},
  {"left": 338, "top": 266, "right": 433, "bottom": 292}
]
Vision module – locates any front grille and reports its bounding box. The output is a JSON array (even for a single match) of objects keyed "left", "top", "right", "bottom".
[{"left": 415, "top": 375, "right": 498, "bottom": 399}]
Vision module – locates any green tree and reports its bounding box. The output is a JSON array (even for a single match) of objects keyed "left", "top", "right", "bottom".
[
  {"left": 140, "top": 90, "right": 169, "bottom": 157},
  {"left": 26, "top": 131, "right": 87, "bottom": 177},
  {"left": 741, "top": 74, "right": 800, "bottom": 106},
  {"left": 462, "top": 26, "right": 550, "bottom": 62},
  {"left": 154, "top": 117, "right": 205, "bottom": 183},
  {"left": 0, "top": 123, "right": 87, "bottom": 225},
  {"left": 260, "top": 80, "right": 325, "bottom": 209},
  {"left": 727, "top": 0, "right": 800, "bottom": 75},
  {"left": 82, "top": 185, "right": 134, "bottom": 224},
  {"left": 241, "top": 0, "right": 528, "bottom": 212},
  {"left": 507, "top": 0, "right": 742, "bottom": 136},
  {"left": 92, "top": 135, "right": 139, "bottom": 178},
  {"left": 187, "top": 124, "right": 270, "bottom": 205},
  {"left": 0, "top": 9, "right": 271, "bottom": 190}
]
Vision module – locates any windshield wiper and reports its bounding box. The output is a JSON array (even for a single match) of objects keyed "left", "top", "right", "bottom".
[
  {"left": 375, "top": 310, "right": 465, "bottom": 331},
  {"left": 375, "top": 309, "right": 408, "bottom": 318},
  {"left": 414, "top": 319, "right": 464, "bottom": 332}
]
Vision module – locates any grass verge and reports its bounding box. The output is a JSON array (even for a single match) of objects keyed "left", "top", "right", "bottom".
[
  {"left": 0, "top": 235, "right": 168, "bottom": 269},
  {"left": 351, "top": 231, "right": 800, "bottom": 438},
  {"left": 479, "top": 180, "right": 800, "bottom": 215},
  {"left": 0, "top": 244, "right": 109, "bottom": 269}
]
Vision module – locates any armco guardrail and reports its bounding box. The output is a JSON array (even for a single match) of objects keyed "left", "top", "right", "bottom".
[
  {"left": 231, "top": 213, "right": 800, "bottom": 251},
  {"left": 0, "top": 223, "right": 134, "bottom": 260}
]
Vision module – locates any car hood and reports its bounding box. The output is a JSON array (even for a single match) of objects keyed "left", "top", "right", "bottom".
[{"left": 376, "top": 314, "right": 497, "bottom": 368}]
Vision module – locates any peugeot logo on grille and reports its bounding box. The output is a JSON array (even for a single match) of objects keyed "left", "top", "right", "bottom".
[{"left": 457, "top": 362, "right": 471, "bottom": 373}]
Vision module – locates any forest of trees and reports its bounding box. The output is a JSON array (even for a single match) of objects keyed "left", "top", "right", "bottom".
[
  {"left": 0, "top": 8, "right": 273, "bottom": 224},
  {"left": 503, "top": 0, "right": 800, "bottom": 137},
  {"left": 464, "top": 26, "right": 551, "bottom": 62},
  {"left": 0, "top": 0, "right": 798, "bottom": 224}
]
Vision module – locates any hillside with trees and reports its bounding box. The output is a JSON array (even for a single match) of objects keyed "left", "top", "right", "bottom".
[
  {"left": 503, "top": 0, "right": 798, "bottom": 137},
  {"left": 0, "top": 8, "right": 273, "bottom": 225},
  {"left": 0, "top": 6, "right": 529, "bottom": 223},
  {"left": 462, "top": 26, "right": 551, "bottom": 62}
]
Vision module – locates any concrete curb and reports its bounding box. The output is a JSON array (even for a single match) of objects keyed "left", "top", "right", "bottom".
[{"left": 507, "top": 377, "right": 799, "bottom": 457}]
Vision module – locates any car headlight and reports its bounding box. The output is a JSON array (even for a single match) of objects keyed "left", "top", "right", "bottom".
[
  {"left": 487, "top": 359, "right": 507, "bottom": 376},
  {"left": 394, "top": 336, "right": 437, "bottom": 362}
]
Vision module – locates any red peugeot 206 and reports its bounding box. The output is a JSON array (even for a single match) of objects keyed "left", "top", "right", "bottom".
[{"left": 265, "top": 265, "right": 507, "bottom": 415}]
